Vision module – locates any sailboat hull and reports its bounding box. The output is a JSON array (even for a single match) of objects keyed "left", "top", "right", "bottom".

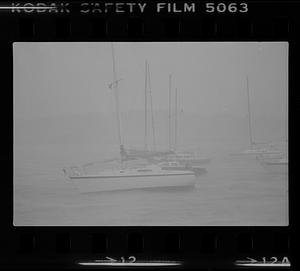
[{"left": 70, "top": 173, "right": 196, "bottom": 193}]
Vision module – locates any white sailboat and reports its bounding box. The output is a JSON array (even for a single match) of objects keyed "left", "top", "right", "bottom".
[
  {"left": 232, "top": 76, "right": 281, "bottom": 156},
  {"left": 67, "top": 165, "right": 196, "bottom": 193},
  {"left": 64, "top": 44, "right": 196, "bottom": 193}
]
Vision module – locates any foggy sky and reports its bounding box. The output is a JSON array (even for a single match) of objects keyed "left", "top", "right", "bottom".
[
  {"left": 14, "top": 42, "right": 287, "bottom": 117},
  {"left": 13, "top": 42, "right": 288, "bottom": 149}
]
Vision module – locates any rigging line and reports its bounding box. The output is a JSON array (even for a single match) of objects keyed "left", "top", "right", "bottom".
[
  {"left": 147, "top": 61, "right": 156, "bottom": 151},
  {"left": 174, "top": 87, "right": 178, "bottom": 151},
  {"left": 168, "top": 74, "right": 172, "bottom": 151},
  {"left": 111, "top": 42, "right": 122, "bottom": 147},
  {"left": 246, "top": 76, "right": 254, "bottom": 148},
  {"left": 144, "top": 60, "right": 148, "bottom": 151}
]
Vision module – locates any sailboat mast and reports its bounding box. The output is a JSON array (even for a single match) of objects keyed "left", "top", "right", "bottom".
[
  {"left": 246, "top": 76, "right": 254, "bottom": 148},
  {"left": 144, "top": 60, "right": 148, "bottom": 151},
  {"left": 168, "top": 74, "right": 172, "bottom": 151},
  {"left": 147, "top": 62, "right": 156, "bottom": 151},
  {"left": 111, "top": 43, "right": 122, "bottom": 147},
  {"left": 174, "top": 87, "right": 178, "bottom": 151}
]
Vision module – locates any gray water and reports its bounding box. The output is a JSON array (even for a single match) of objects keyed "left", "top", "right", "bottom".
[{"left": 14, "top": 143, "right": 288, "bottom": 226}]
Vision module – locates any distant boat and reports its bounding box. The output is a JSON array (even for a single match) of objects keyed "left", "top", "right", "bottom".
[
  {"left": 233, "top": 76, "right": 282, "bottom": 157},
  {"left": 257, "top": 153, "right": 288, "bottom": 174},
  {"left": 231, "top": 148, "right": 281, "bottom": 156},
  {"left": 65, "top": 165, "right": 196, "bottom": 193},
  {"left": 260, "top": 158, "right": 288, "bottom": 174}
]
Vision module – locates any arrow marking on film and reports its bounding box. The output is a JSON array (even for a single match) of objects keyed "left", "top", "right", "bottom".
[{"left": 105, "top": 257, "right": 118, "bottom": 262}]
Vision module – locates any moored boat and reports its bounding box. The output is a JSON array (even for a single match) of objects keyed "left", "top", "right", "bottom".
[
  {"left": 65, "top": 165, "right": 196, "bottom": 193},
  {"left": 158, "top": 161, "right": 207, "bottom": 176},
  {"left": 163, "top": 152, "right": 211, "bottom": 166}
]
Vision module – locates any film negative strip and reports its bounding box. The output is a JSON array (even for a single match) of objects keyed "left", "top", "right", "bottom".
[{"left": 0, "top": 0, "right": 296, "bottom": 270}]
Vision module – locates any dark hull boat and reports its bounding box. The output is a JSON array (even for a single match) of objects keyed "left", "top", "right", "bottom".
[{"left": 159, "top": 162, "right": 207, "bottom": 176}]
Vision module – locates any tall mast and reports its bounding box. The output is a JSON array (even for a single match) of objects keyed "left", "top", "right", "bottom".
[
  {"left": 246, "top": 76, "right": 254, "bottom": 148},
  {"left": 174, "top": 87, "right": 178, "bottom": 151},
  {"left": 147, "top": 62, "right": 156, "bottom": 151},
  {"left": 111, "top": 43, "right": 122, "bottom": 147},
  {"left": 144, "top": 60, "right": 148, "bottom": 151},
  {"left": 168, "top": 74, "right": 172, "bottom": 151}
]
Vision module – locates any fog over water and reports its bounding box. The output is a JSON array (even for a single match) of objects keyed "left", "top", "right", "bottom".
[{"left": 14, "top": 42, "right": 288, "bottom": 226}]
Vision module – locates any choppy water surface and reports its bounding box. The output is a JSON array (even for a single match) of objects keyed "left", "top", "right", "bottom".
[{"left": 14, "top": 143, "right": 288, "bottom": 226}]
